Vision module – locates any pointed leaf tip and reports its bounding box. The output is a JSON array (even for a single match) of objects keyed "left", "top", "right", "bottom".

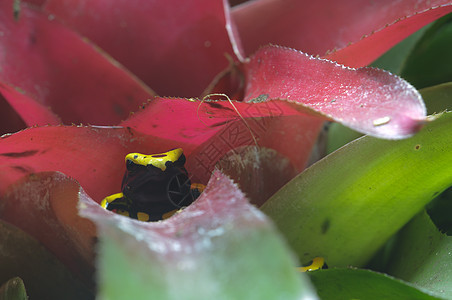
[{"left": 244, "top": 45, "right": 427, "bottom": 139}]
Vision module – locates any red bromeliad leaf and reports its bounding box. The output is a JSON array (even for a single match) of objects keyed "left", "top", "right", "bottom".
[
  {"left": 122, "top": 41, "right": 427, "bottom": 189},
  {"left": 243, "top": 45, "right": 427, "bottom": 139},
  {"left": 232, "top": 0, "right": 452, "bottom": 67},
  {"left": 40, "top": 0, "right": 242, "bottom": 97},
  {"left": 0, "top": 126, "right": 187, "bottom": 201},
  {"left": 0, "top": 0, "right": 155, "bottom": 125},
  {"left": 326, "top": 4, "right": 452, "bottom": 67},
  {"left": 121, "top": 97, "right": 323, "bottom": 185},
  {"left": 0, "top": 83, "right": 61, "bottom": 128},
  {"left": 0, "top": 172, "right": 97, "bottom": 289},
  {"left": 123, "top": 45, "right": 426, "bottom": 144}
]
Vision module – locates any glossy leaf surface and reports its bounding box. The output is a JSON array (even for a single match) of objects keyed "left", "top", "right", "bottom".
[
  {"left": 387, "top": 211, "right": 452, "bottom": 299},
  {"left": 80, "top": 171, "right": 316, "bottom": 300},
  {"left": 308, "top": 269, "right": 442, "bottom": 300},
  {"left": 262, "top": 111, "right": 452, "bottom": 267}
]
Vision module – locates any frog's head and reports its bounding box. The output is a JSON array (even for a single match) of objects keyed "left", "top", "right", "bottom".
[{"left": 125, "top": 148, "right": 185, "bottom": 172}]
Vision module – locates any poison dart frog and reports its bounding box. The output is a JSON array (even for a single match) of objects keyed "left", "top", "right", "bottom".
[
  {"left": 101, "top": 148, "right": 205, "bottom": 222},
  {"left": 298, "top": 257, "right": 328, "bottom": 272}
]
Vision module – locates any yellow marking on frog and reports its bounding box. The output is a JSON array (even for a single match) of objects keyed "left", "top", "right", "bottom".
[
  {"left": 117, "top": 209, "right": 130, "bottom": 217},
  {"left": 162, "top": 209, "right": 179, "bottom": 220},
  {"left": 190, "top": 183, "right": 206, "bottom": 192},
  {"left": 101, "top": 192, "right": 124, "bottom": 209},
  {"left": 137, "top": 212, "right": 150, "bottom": 222},
  {"left": 125, "top": 148, "right": 183, "bottom": 171},
  {"left": 298, "top": 257, "right": 325, "bottom": 272}
]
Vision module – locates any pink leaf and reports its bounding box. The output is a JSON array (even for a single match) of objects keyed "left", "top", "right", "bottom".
[
  {"left": 80, "top": 170, "right": 256, "bottom": 242},
  {"left": 121, "top": 97, "right": 323, "bottom": 184},
  {"left": 0, "top": 83, "right": 61, "bottom": 128},
  {"left": 243, "top": 45, "right": 427, "bottom": 139},
  {"left": 0, "top": 126, "right": 186, "bottom": 201},
  {"left": 232, "top": 0, "right": 452, "bottom": 67},
  {"left": 0, "top": 1, "right": 155, "bottom": 125},
  {"left": 42, "top": 0, "right": 242, "bottom": 97},
  {"left": 326, "top": 4, "right": 452, "bottom": 67}
]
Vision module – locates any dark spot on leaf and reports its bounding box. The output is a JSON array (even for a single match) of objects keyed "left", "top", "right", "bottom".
[
  {"left": 205, "top": 102, "right": 233, "bottom": 111},
  {"left": 414, "top": 144, "right": 421, "bottom": 150},
  {"left": 29, "top": 31, "right": 37, "bottom": 45},
  {"left": 11, "top": 165, "right": 34, "bottom": 173},
  {"left": 113, "top": 103, "right": 124, "bottom": 116},
  {"left": 1, "top": 150, "right": 39, "bottom": 158},
  {"left": 13, "top": 0, "right": 20, "bottom": 21},
  {"left": 209, "top": 120, "right": 231, "bottom": 128},
  {"left": 321, "top": 219, "right": 330, "bottom": 234}
]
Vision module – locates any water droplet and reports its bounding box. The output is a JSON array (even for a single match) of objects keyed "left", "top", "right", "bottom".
[{"left": 373, "top": 116, "right": 391, "bottom": 126}]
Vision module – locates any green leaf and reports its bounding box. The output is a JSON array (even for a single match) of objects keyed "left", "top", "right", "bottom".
[
  {"left": 326, "top": 122, "right": 362, "bottom": 154},
  {"left": 308, "top": 269, "right": 443, "bottom": 300},
  {"left": 80, "top": 171, "right": 317, "bottom": 300},
  {"left": 387, "top": 211, "right": 452, "bottom": 299},
  {"left": 420, "top": 82, "right": 452, "bottom": 115},
  {"left": 426, "top": 186, "right": 452, "bottom": 234},
  {"left": 371, "top": 24, "right": 430, "bottom": 75},
  {"left": 261, "top": 112, "right": 452, "bottom": 268},
  {"left": 401, "top": 13, "right": 452, "bottom": 89},
  {"left": 0, "top": 277, "right": 27, "bottom": 300}
]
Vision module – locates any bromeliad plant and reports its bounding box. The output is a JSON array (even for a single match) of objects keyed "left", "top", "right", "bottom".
[{"left": 0, "top": 0, "right": 451, "bottom": 299}]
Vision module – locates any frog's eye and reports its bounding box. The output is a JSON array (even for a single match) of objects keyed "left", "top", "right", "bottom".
[
  {"left": 126, "top": 159, "right": 140, "bottom": 172},
  {"left": 297, "top": 257, "right": 327, "bottom": 272}
]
